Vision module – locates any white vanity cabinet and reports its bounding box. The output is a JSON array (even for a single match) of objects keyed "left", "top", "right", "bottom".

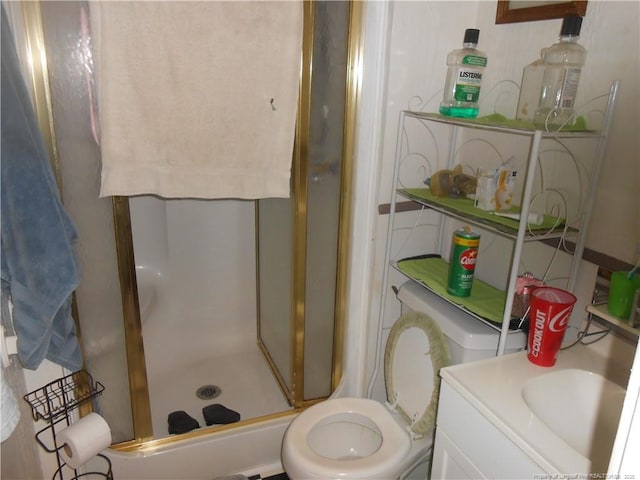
[
  {"left": 431, "top": 380, "right": 545, "bottom": 479},
  {"left": 379, "top": 81, "right": 619, "bottom": 357},
  {"left": 429, "top": 343, "right": 629, "bottom": 478}
]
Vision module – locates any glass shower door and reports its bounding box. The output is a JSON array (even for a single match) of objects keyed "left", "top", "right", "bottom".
[
  {"left": 37, "top": 1, "right": 150, "bottom": 443},
  {"left": 257, "top": 0, "right": 352, "bottom": 405}
]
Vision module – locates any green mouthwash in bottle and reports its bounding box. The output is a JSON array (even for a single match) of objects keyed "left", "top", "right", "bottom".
[{"left": 440, "top": 29, "right": 487, "bottom": 118}]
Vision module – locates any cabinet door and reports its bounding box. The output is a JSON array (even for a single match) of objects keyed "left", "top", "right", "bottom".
[
  {"left": 431, "top": 428, "right": 486, "bottom": 479},
  {"left": 434, "top": 382, "right": 547, "bottom": 479}
]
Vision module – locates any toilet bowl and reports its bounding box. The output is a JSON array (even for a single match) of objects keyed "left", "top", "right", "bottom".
[
  {"left": 282, "top": 398, "right": 416, "bottom": 479},
  {"left": 282, "top": 309, "right": 450, "bottom": 480},
  {"left": 282, "top": 282, "right": 528, "bottom": 479}
]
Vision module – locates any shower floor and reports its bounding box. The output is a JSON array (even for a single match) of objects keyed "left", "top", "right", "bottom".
[{"left": 147, "top": 346, "right": 292, "bottom": 438}]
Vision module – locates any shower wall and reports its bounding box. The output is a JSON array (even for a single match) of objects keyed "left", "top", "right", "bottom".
[{"left": 129, "top": 197, "right": 258, "bottom": 379}]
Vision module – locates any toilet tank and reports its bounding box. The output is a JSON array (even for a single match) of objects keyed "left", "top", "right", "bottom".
[{"left": 396, "top": 281, "right": 526, "bottom": 365}]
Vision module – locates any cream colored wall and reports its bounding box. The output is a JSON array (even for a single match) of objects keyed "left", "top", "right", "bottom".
[
  {"left": 478, "top": 0, "right": 639, "bottom": 265},
  {"left": 378, "top": 0, "right": 639, "bottom": 265},
  {"left": 363, "top": 0, "right": 639, "bottom": 402}
]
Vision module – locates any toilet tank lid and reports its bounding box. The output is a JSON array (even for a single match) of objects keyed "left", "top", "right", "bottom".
[{"left": 396, "top": 281, "right": 526, "bottom": 351}]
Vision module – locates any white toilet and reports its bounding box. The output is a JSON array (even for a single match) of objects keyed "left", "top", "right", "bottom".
[{"left": 282, "top": 281, "right": 527, "bottom": 480}]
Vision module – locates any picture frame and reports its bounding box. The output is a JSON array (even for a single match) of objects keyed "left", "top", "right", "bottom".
[{"left": 495, "top": 1, "right": 587, "bottom": 24}]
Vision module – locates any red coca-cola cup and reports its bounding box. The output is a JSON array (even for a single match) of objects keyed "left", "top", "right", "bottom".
[{"left": 527, "top": 287, "right": 577, "bottom": 367}]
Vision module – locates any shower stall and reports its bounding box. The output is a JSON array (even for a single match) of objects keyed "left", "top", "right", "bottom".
[
  {"left": 128, "top": 196, "right": 292, "bottom": 439},
  {"left": 15, "top": 0, "right": 360, "bottom": 465}
]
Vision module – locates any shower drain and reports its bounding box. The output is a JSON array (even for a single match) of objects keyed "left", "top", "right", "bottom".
[{"left": 196, "top": 384, "right": 221, "bottom": 400}]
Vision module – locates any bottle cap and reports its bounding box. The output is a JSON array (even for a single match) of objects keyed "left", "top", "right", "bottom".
[
  {"left": 560, "top": 15, "right": 582, "bottom": 36},
  {"left": 463, "top": 29, "right": 480, "bottom": 44}
]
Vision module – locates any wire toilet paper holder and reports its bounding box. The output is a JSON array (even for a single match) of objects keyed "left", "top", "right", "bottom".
[{"left": 24, "top": 369, "right": 113, "bottom": 480}]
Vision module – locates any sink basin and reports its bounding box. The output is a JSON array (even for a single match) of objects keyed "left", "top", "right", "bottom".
[{"left": 522, "top": 368, "right": 626, "bottom": 472}]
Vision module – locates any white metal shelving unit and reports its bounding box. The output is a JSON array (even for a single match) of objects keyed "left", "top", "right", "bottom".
[
  {"left": 379, "top": 81, "right": 620, "bottom": 357},
  {"left": 586, "top": 303, "right": 640, "bottom": 339}
]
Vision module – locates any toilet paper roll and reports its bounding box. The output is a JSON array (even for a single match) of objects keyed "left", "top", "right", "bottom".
[{"left": 58, "top": 413, "right": 112, "bottom": 468}]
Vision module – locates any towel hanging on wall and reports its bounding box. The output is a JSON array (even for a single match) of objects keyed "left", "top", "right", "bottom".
[{"left": 89, "top": 1, "right": 303, "bottom": 199}]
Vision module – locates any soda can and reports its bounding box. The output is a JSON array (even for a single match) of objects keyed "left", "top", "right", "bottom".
[{"left": 447, "top": 227, "right": 480, "bottom": 297}]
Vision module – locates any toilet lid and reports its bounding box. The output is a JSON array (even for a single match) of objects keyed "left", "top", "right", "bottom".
[{"left": 384, "top": 311, "right": 450, "bottom": 435}]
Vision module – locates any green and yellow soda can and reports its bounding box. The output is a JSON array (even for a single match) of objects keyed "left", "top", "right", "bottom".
[{"left": 447, "top": 226, "right": 480, "bottom": 297}]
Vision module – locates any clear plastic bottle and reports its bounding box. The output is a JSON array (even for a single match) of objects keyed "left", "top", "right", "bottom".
[
  {"left": 533, "top": 16, "right": 586, "bottom": 130},
  {"left": 439, "top": 29, "right": 487, "bottom": 118},
  {"left": 516, "top": 48, "right": 548, "bottom": 122}
]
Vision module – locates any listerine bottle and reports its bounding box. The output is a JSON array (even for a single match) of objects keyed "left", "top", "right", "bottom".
[
  {"left": 439, "top": 29, "right": 487, "bottom": 118},
  {"left": 533, "top": 16, "right": 586, "bottom": 130}
]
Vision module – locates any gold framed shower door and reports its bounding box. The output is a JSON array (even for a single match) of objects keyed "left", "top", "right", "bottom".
[{"left": 22, "top": 0, "right": 362, "bottom": 450}]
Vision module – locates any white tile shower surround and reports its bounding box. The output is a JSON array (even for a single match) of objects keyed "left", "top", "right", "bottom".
[{"left": 147, "top": 346, "right": 292, "bottom": 438}]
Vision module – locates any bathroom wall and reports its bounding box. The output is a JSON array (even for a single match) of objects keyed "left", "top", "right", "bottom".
[
  {"left": 363, "top": 0, "right": 639, "bottom": 402},
  {"left": 376, "top": 0, "right": 638, "bottom": 264},
  {"left": 129, "top": 196, "right": 257, "bottom": 380},
  {"left": 349, "top": 3, "right": 640, "bottom": 470}
]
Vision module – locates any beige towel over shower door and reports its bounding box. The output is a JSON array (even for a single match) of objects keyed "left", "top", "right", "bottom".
[{"left": 90, "top": 1, "right": 302, "bottom": 199}]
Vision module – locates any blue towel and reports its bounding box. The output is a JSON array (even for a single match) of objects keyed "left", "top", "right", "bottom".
[{"left": 1, "top": 5, "right": 82, "bottom": 371}]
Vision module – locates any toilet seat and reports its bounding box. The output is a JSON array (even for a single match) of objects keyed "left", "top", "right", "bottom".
[
  {"left": 282, "top": 398, "right": 411, "bottom": 478},
  {"left": 384, "top": 310, "right": 451, "bottom": 435},
  {"left": 282, "top": 311, "right": 450, "bottom": 479}
]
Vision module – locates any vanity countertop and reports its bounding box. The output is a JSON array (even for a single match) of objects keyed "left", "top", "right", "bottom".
[{"left": 440, "top": 344, "right": 630, "bottom": 474}]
